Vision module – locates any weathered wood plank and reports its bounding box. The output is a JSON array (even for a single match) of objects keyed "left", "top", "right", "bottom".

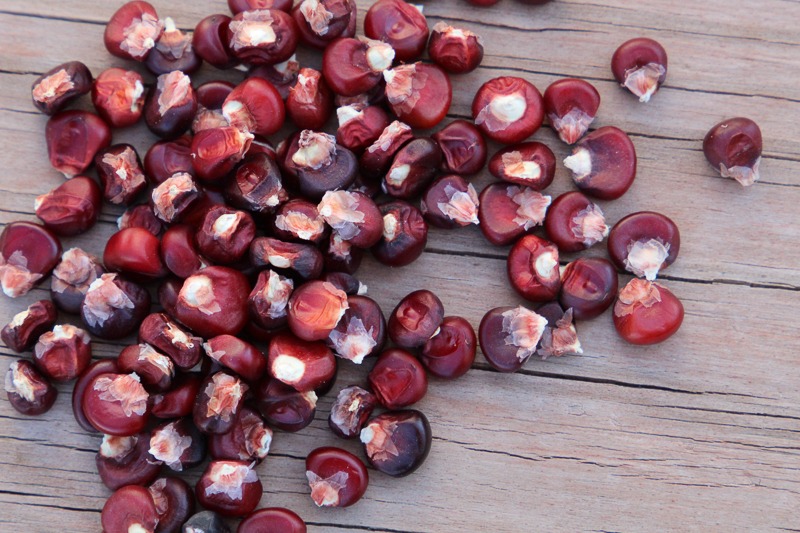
[
  {"left": 2, "top": 359, "right": 799, "bottom": 532},
  {"left": 1, "top": 0, "right": 800, "bottom": 531},
  {"left": 2, "top": 250, "right": 799, "bottom": 415},
  {"left": 2, "top": 93, "right": 800, "bottom": 290}
]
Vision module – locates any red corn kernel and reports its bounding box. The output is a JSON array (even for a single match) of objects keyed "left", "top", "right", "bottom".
[
  {"left": 703, "top": 117, "right": 763, "bottom": 186},
  {"left": 359, "top": 120, "right": 414, "bottom": 179},
  {"left": 147, "top": 477, "right": 195, "bottom": 533},
  {"left": 83, "top": 372, "right": 151, "bottom": 435},
  {"left": 144, "top": 136, "right": 194, "bottom": 185},
  {"left": 383, "top": 137, "right": 443, "bottom": 200},
  {"left": 81, "top": 273, "right": 150, "bottom": 339},
  {"left": 368, "top": 348, "right": 428, "bottom": 409},
  {"left": 420, "top": 316, "right": 476, "bottom": 379},
  {"left": 420, "top": 174, "right": 480, "bottom": 229},
  {"left": 104, "top": 227, "right": 167, "bottom": 281},
  {"left": 607, "top": 211, "right": 680, "bottom": 280},
  {"left": 324, "top": 232, "right": 364, "bottom": 274},
  {"left": 144, "top": 71, "right": 198, "bottom": 139},
  {"left": 204, "top": 335, "right": 267, "bottom": 383},
  {"left": 92, "top": 68, "right": 147, "bottom": 128},
  {"left": 194, "top": 14, "right": 238, "bottom": 70},
  {"left": 479, "top": 305, "right": 547, "bottom": 372},
  {"left": 2, "top": 300, "right": 57, "bottom": 353},
  {"left": 507, "top": 235, "right": 561, "bottom": 302},
  {"left": 372, "top": 201, "right": 428, "bottom": 267},
  {"left": 383, "top": 63, "right": 452, "bottom": 129},
  {"left": 0, "top": 221, "right": 62, "bottom": 298},
  {"left": 159, "top": 224, "right": 206, "bottom": 280},
  {"left": 101, "top": 485, "right": 159, "bottom": 533},
  {"left": 249, "top": 55, "right": 300, "bottom": 100},
  {"left": 95, "top": 144, "right": 148, "bottom": 205},
  {"left": 559, "top": 257, "right": 618, "bottom": 320},
  {"left": 208, "top": 405, "right": 273, "bottom": 463},
  {"left": 149, "top": 417, "right": 206, "bottom": 471},
  {"left": 543, "top": 78, "right": 600, "bottom": 144},
  {"left": 230, "top": 0, "right": 294, "bottom": 13},
  {"left": 117, "top": 205, "right": 164, "bottom": 237},
  {"left": 137, "top": 311, "right": 199, "bottom": 375},
  {"left": 273, "top": 199, "right": 328, "bottom": 244},
  {"left": 563, "top": 126, "right": 637, "bottom": 200},
  {"left": 31, "top": 61, "right": 92, "bottom": 115},
  {"left": 536, "top": 303, "right": 582, "bottom": 359},
  {"left": 96, "top": 432, "right": 161, "bottom": 490},
  {"left": 335, "top": 104, "right": 391, "bottom": 154},
  {"left": 194, "top": 371, "right": 249, "bottom": 435},
  {"left": 388, "top": 289, "right": 444, "bottom": 349},
  {"left": 223, "top": 77, "right": 285, "bottom": 136},
  {"left": 292, "top": 0, "right": 357, "bottom": 49},
  {"left": 150, "top": 372, "right": 202, "bottom": 419},
  {"left": 55, "top": 252, "right": 96, "bottom": 299},
  {"left": 249, "top": 237, "right": 324, "bottom": 281},
  {"left": 145, "top": 17, "right": 201, "bottom": 75},
  {"left": 544, "top": 191, "right": 608, "bottom": 253},
  {"left": 46, "top": 110, "right": 111, "bottom": 178},
  {"left": 305, "top": 446, "right": 369, "bottom": 508},
  {"left": 287, "top": 281, "right": 349, "bottom": 342},
  {"left": 196, "top": 206, "right": 257, "bottom": 265},
  {"left": 5, "top": 359, "right": 57, "bottom": 415},
  {"left": 323, "top": 38, "right": 395, "bottom": 97},
  {"left": 193, "top": 82, "right": 228, "bottom": 111},
  {"left": 488, "top": 142, "right": 556, "bottom": 191},
  {"left": 281, "top": 131, "right": 359, "bottom": 200},
  {"left": 175, "top": 266, "right": 250, "bottom": 337},
  {"left": 286, "top": 67, "right": 333, "bottom": 130},
  {"left": 432, "top": 119, "right": 487, "bottom": 175},
  {"left": 428, "top": 23, "right": 484, "bottom": 74},
  {"left": 191, "top": 126, "right": 255, "bottom": 183},
  {"left": 613, "top": 278, "right": 684, "bottom": 345},
  {"left": 321, "top": 272, "right": 365, "bottom": 297},
  {"left": 317, "top": 190, "right": 383, "bottom": 248},
  {"left": 327, "top": 295, "right": 386, "bottom": 365},
  {"left": 478, "top": 183, "right": 551, "bottom": 246},
  {"left": 360, "top": 409, "right": 431, "bottom": 477},
  {"left": 227, "top": 9, "right": 299, "bottom": 65},
  {"left": 611, "top": 37, "right": 668, "bottom": 103},
  {"left": 254, "top": 377, "right": 318, "bottom": 432},
  {"left": 33, "top": 324, "right": 92, "bottom": 382},
  {"left": 268, "top": 332, "right": 336, "bottom": 392},
  {"left": 328, "top": 385, "right": 377, "bottom": 438},
  {"left": 73, "top": 360, "right": 118, "bottom": 432},
  {"left": 225, "top": 152, "right": 288, "bottom": 214},
  {"left": 195, "top": 460, "right": 262, "bottom": 518},
  {"left": 364, "top": 0, "right": 429, "bottom": 61},
  {"left": 472, "top": 76, "right": 544, "bottom": 144},
  {"left": 104, "top": 1, "right": 164, "bottom": 61},
  {"left": 117, "top": 343, "right": 174, "bottom": 392},
  {"left": 35, "top": 176, "right": 102, "bottom": 237},
  {"left": 248, "top": 269, "right": 294, "bottom": 330},
  {"left": 239, "top": 508, "right": 306, "bottom": 533},
  {"left": 151, "top": 173, "right": 200, "bottom": 224}
]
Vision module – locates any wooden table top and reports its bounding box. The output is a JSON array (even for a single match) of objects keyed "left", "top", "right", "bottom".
[{"left": 1, "top": 0, "right": 799, "bottom": 531}]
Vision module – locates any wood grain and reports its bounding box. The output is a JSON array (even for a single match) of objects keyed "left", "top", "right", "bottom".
[{"left": 1, "top": 0, "right": 799, "bottom": 531}]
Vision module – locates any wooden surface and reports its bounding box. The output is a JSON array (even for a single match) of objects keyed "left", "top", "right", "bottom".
[{"left": 1, "top": 0, "right": 800, "bottom": 531}]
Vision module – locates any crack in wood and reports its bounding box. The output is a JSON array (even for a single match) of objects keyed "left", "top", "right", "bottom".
[
  {"left": 0, "top": 8, "right": 195, "bottom": 31},
  {"left": 0, "top": 495, "right": 99, "bottom": 514},
  {"left": 304, "top": 522, "right": 429, "bottom": 533},
  {"left": 638, "top": 404, "right": 800, "bottom": 422},
  {"left": 423, "top": 247, "right": 800, "bottom": 292}
]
